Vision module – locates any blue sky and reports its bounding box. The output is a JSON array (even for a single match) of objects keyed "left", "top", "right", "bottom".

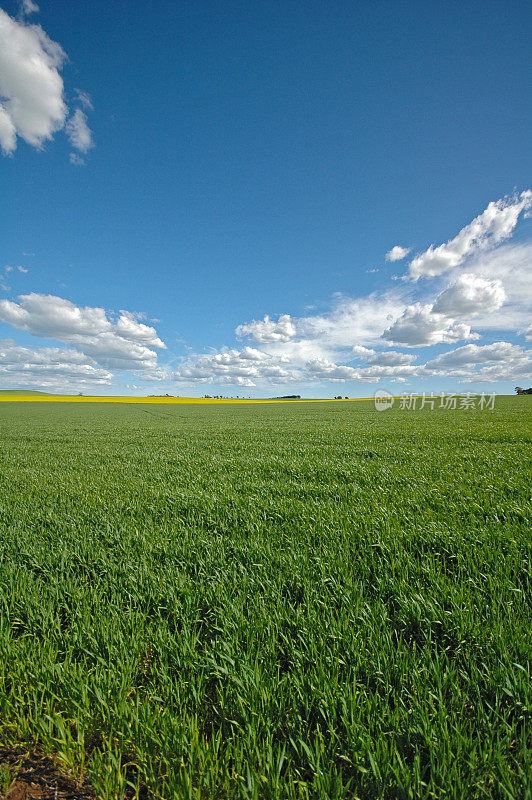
[{"left": 0, "top": 0, "right": 531, "bottom": 396}]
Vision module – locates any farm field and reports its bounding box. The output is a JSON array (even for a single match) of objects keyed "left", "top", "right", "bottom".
[{"left": 0, "top": 398, "right": 530, "bottom": 799}]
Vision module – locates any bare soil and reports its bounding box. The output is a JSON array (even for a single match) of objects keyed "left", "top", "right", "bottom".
[{"left": 0, "top": 746, "right": 95, "bottom": 800}]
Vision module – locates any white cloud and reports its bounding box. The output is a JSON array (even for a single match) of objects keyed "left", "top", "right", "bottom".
[
  {"left": 471, "top": 359, "right": 532, "bottom": 382},
  {"left": 74, "top": 89, "right": 93, "bottom": 110},
  {"left": 401, "top": 341, "right": 532, "bottom": 383},
  {"left": 295, "top": 292, "right": 405, "bottom": 351},
  {"left": 0, "top": 338, "right": 112, "bottom": 390},
  {"left": 451, "top": 242, "right": 532, "bottom": 332},
  {"left": 17, "top": 265, "right": 28, "bottom": 273},
  {"left": 408, "top": 191, "right": 532, "bottom": 280},
  {"left": 115, "top": 311, "right": 166, "bottom": 348},
  {"left": 386, "top": 245, "right": 411, "bottom": 262},
  {"left": 2, "top": 185, "right": 524, "bottom": 391},
  {"left": 236, "top": 314, "right": 296, "bottom": 343},
  {"left": 238, "top": 346, "right": 270, "bottom": 361},
  {"left": 20, "top": 0, "right": 40, "bottom": 16},
  {"left": 0, "top": 104, "right": 16, "bottom": 154},
  {"left": 352, "top": 345, "right": 376, "bottom": 357},
  {"left": 218, "top": 376, "right": 257, "bottom": 388},
  {"left": 382, "top": 303, "right": 476, "bottom": 347},
  {"left": 171, "top": 347, "right": 299, "bottom": 387},
  {"left": 133, "top": 190, "right": 532, "bottom": 387},
  {"left": 0, "top": 293, "right": 109, "bottom": 337},
  {"left": 432, "top": 273, "right": 506, "bottom": 317},
  {"left": 69, "top": 152, "right": 85, "bottom": 166},
  {"left": 367, "top": 350, "right": 416, "bottom": 366},
  {"left": 169, "top": 343, "right": 419, "bottom": 389},
  {"left": 162, "top": 323, "right": 531, "bottom": 388},
  {"left": 156, "top": 188, "right": 532, "bottom": 387},
  {"left": 66, "top": 333, "right": 161, "bottom": 370},
  {"left": 0, "top": 293, "right": 165, "bottom": 371},
  {"left": 305, "top": 358, "right": 359, "bottom": 382},
  {"left": 164, "top": 263, "right": 526, "bottom": 387},
  {"left": 232, "top": 293, "right": 406, "bottom": 380},
  {"left": 0, "top": 9, "right": 67, "bottom": 155},
  {"left": 424, "top": 341, "right": 526, "bottom": 369},
  {"left": 380, "top": 269, "right": 511, "bottom": 350},
  {"left": 357, "top": 363, "right": 419, "bottom": 380},
  {"left": 65, "top": 108, "right": 93, "bottom": 152}
]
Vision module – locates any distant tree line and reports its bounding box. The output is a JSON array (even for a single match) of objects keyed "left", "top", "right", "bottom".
[{"left": 515, "top": 386, "right": 532, "bottom": 394}]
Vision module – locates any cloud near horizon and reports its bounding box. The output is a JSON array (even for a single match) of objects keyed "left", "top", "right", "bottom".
[
  {"left": 0, "top": 338, "right": 112, "bottom": 390},
  {"left": 0, "top": 293, "right": 166, "bottom": 371},
  {"left": 165, "top": 192, "right": 532, "bottom": 389},
  {"left": 0, "top": 192, "right": 530, "bottom": 392}
]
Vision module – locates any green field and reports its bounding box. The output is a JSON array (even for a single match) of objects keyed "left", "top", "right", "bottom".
[{"left": 0, "top": 398, "right": 530, "bottom": 799}]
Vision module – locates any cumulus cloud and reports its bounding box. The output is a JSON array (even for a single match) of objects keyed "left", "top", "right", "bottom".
[
  {"left": 354, "top": 342, "right": 532, "bottom": 384},
  {"left": 160, "top": 190, "right": 532, "bottom": 388},
  {"left": 471, "top": 360, "right": 532, "bottom": 382},
  {"left": 352, "top": 345, "right": 376, "bottom": 357},
  {"left": 452, "top": 242, "right": 532, "bottom": 332},
  {"left": 382, "top": 303, "right": 476, "bottom": 347},
  {"left": 408, "top": 191, "right": 532, "bottom": 280},
  {"left": 358, "top": 364, "right": 420, "bottom": 381},
  {"left": 0, "top": 8, "right": 67, "bottom": 155},
  {"left": 171, "top": 348, "right": 298, "bottom": 387},
  {"left": 305, "top": 358, "right": 359, "bottom": 382},
  {"left": 424, "top": 341, "right": 526, "bottom": 369},
  {"left": 65, "top": 108, "right": 93, "bottom": 152},
  {"left": 165, "top": 261, "right": 524, "bottom": 387},
  {"left": 236, "top": 314, "right": 296, "bottom": 343},
  {"left": 2, "top": 185, "right": 525, "bottom": 391},
  {"left": 386, "top": 246, "right": 411, "bottom": 262},
  {"left": 432, "top": 273, "right": 506, "bottom": 317},
  {"left": 159, "top": 327, "right": 531, "bottom": 389},
  {"left": 0, "top": 293, "right": 108, "bottom": 337},
  {"left": 169, "top": 344, "right": 418, "bottom": 389},
  {"left": 381, "top": 270, "right": 511, "bottom": 349},
  {"left": 367, "top": 350, "right": 415, "bottom": 366},
  {"left": 115, "top": 311, "right": 166, "bottom": 347},
  {"left": 0, "top": 338, "right": 112, "bottom": 390},
  {"left": 423, "top": 342, "right": 532, "bottom": 383},
  {"left": 0, "top": 293, "right": 165, "bottom": 371},
  {"left": 295, "top": 293, "right": 405, "bottom": 351}
]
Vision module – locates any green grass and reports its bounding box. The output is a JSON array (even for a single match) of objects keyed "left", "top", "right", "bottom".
[{"left": 0, "top": 398, "right": 530, "bottom": 799}]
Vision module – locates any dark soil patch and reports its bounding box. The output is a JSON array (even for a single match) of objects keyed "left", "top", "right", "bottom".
[{"left": 0, "top": 745, "right": 94, "bottom": 800}]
